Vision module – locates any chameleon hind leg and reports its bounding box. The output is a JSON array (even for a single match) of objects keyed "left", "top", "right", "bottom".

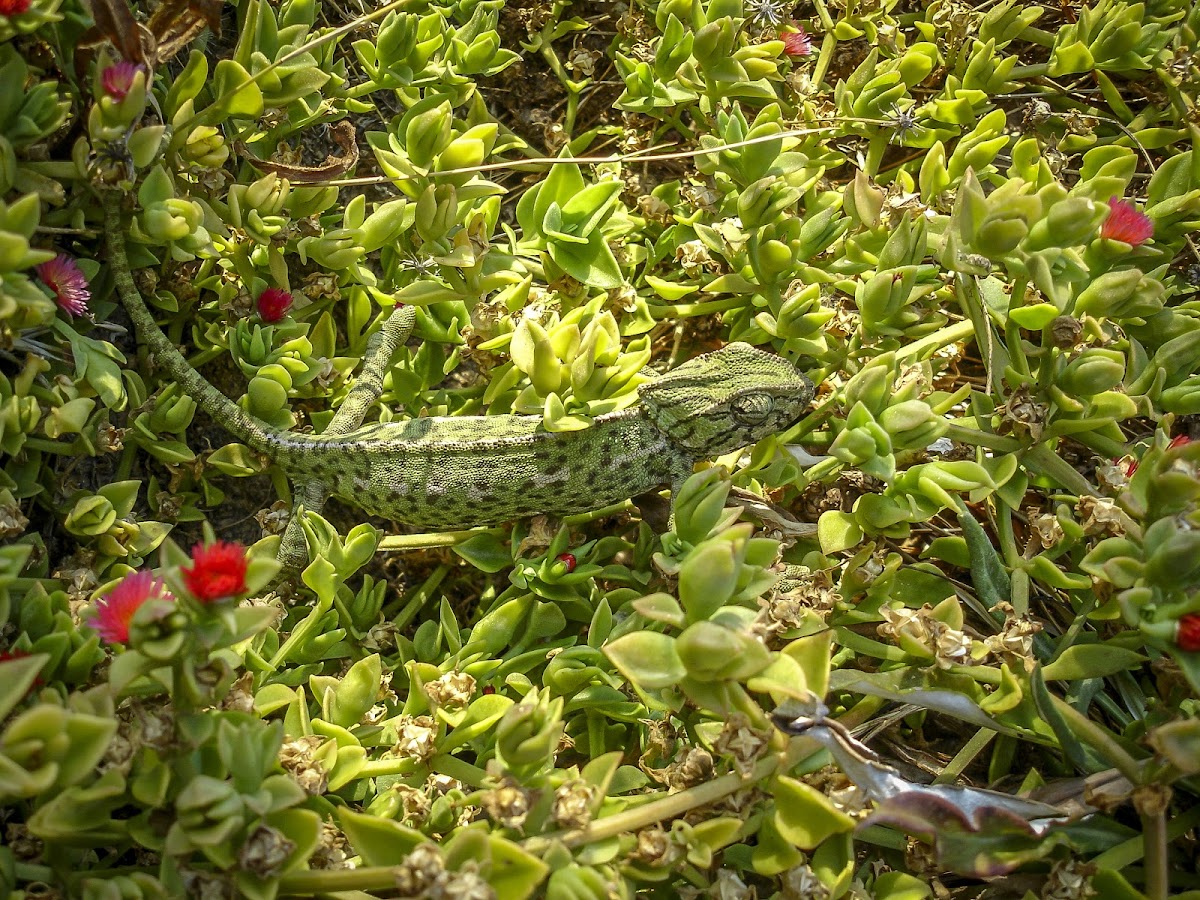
[{"left": 277, "top": 304, "right": 417, "bottom": 567}]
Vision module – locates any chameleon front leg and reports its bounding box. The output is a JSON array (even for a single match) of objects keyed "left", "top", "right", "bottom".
[{"left": 278, "top": 304, "right": 417, "bottom": 566}]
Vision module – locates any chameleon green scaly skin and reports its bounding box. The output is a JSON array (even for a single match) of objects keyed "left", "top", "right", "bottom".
[{"left": 105, "top": 196, "right": 814, "bottom": 532}]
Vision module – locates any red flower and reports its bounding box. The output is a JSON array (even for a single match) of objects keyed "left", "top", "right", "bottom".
[
  {"left": 1177, "top": 613, "right": 1200, "bottom": 653},
  {"left": 1100, "top": 197, "right": 1153, "bottom": 246},
  {"left": 183, "top": 540, "right": 248, "bottom": 602},
  {"left": 0, "top": 0, "right": 31, "bottom": 16},
  {"left": 92, "top": 571, "right": 173, "bottom": 644},
  {"left": 555, "top": 552, "right": 577, "bottom": 573},
  {"left": 1124, "top": 434, "right": 1190, "bottom": 477},
  {"left": 101, "top": 61, "right": 142, "bottom": 101},
  {"left": 780, "top": 24, "right": 813, "bottom": 57},
  {"left": 36, "top": 254, "right": 91, "bottom": 318},
  {"left": 257, "top": 288, "right": 293, "bottom": 323}
]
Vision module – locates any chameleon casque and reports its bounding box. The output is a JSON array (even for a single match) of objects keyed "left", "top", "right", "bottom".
[{"left": 105, "top": 195, "right": 815, "bottom": 558}]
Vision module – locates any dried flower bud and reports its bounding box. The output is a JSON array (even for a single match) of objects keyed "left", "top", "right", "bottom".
[{"left": 1050, "top": 315, "right": 1083, "bottom": 349}]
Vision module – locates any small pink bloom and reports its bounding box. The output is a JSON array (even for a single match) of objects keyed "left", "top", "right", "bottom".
[
  {"left": 1100, "top": 197, "right": 1153, "bottom": 246},
  {"left": 92, "top": 571, "right": 173, "bottom": 644},
  {"left": 101, "top": 61, "right": 142, "bottom": 102},
  {"left": 555, "top": 552, "right": 577, "bottom": 573},
  {"left": 257, "top": 288, "right": 294, "bottom": 323},
  {"left": 36, "top": 254, "right": 91, "bottom": 318},
  {"left": 0, "top": 0, "right": 31, "bottom": 16},
  {"left": 780, "top": 23, "right": 813, "bottom": 57},
  {"left": 183, "top": 541, "right": 248, "bottom": 603}
]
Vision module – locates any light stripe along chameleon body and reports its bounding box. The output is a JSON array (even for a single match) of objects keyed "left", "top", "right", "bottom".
[{"left": 105, "top": 196, "right": 815, "bottom": 533}]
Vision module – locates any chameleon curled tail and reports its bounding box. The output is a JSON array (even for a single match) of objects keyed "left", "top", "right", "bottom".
[{"left": 104, "top": 194, "right": 284, "bottom": 454}]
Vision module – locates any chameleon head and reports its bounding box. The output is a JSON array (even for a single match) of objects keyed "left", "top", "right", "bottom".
[{"left": 638, "top": 342, "right": 815, "bottom": 457}]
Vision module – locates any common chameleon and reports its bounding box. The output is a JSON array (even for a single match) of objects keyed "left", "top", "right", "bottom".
[{"left": 105, "top": 196, "right": 815, "bottom": 561}]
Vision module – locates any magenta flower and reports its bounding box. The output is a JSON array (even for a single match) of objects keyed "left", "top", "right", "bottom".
[
  {"left": 36, "top": 254, "right": 91, "bottom": 318},
  {"left": 256, "top": 288, "right": 294, "bottom": 323},
  {"left": 1100, "top": 197, "right": 1153, "bottom": 246},
  {"left": 781, "top": 24, "right": 813, "bottom": 57},
  {"left": 101, "top": 61, "right": 143, "bottom": 102},
  {"left": 92, "top": 571, "right": 173, "bottom": 645}
]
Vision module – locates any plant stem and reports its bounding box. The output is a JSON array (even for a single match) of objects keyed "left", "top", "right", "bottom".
[
  {"left": 377, "top": 528, "right": 504, "bottom": 551},
  {"left": 1142, "top": 806, "right": 1169, "bottom": 900},
  {"left": 648, "top": 297, "right": 746, "bottom": 318},
  {"left": 520, "top": 735, "right": 817, "bottom": 853},
  {"left": 1049, "top": 694, "right": 1142, "bottom": 783}
]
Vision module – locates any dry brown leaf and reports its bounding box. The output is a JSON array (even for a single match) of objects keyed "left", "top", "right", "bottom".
[
  {"left": 148, "top": 0, "right": 223, "bottom": 63},
  {"left": 237, "top": 121, "right": 360, "bottom": 184}
]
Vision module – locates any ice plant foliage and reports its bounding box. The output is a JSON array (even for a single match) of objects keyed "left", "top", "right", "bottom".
[
  {"left": 101, "top": 61, "right": 142, "bottom": 101},
  {"left": 9, "top": 0, "right": 1200, "bottom": 895},
  {"left": 35, "top": 254, "right": 91, "bottom": 317},
  {"left": 91, "top": 571, "right": 172, "bottom": 644},
  {"left": 257, "top": 287, "right": 294, "bottom": 323},
  {"left": 780, "top": 24, "right": 813, "bottom": 57},
  {"left": 182, "top": 540, "right": 249, "bottom": 602},
  {"left": 1100, "top": 197, "right": 1153, "bottom": 245}
]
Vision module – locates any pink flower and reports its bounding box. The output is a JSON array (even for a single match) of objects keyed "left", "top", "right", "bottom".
[
  {"left": 781, "top": 24, "right": 813, "bottom": 57},
  {"left": 36, "top": 254, "right": 91, "bottom": 318},
  {"left": 0, "top": 0, "right": 31, "bottom": 16},
  {"left": 1100, "top": 197, "right": 1153, "bottom": 246},
  {"left": 101, "top": 61, "right": 142, "bottom": 101},
  {"left": 182, "top": 541, "right": 248, "bottom": 602},
  {"left": 257, "top": 288, "right": 294, "bottom": 323},
  {"left": 92, "top": 571, "right": 173, "bottom": 644}
]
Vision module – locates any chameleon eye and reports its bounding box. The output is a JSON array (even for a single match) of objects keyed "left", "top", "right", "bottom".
[{"left": 731, "top": 393, "right": 774, "bottom": 425}]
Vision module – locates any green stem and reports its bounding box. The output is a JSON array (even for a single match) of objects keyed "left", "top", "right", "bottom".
[
  {"left": 648, "top": 297, "right": 746, "bottom": 319},
  {"left": 941, "top": 423, "right": 1022, "bottom": 453},
  {"left": 895, "top": 319, "right": 976, "bottom": 361},
  {"left": 377, "top": 528, "right": 505, "bottom": 552},
  {"left": 14, "top": 863, "right": 56, "bottom": 884},
  {"left": 563, "top": 500, "right": 635, "bottom": 526},
  {"left": 357, "top": 756, "right": 422, "bottom": 779},
  {"left": 1023, "top": 443, "right": 1100, "bottom": 497},
  {"left": 1049, "top": 694, "right": 1142, "bottom": 783},
  {"left": 386, "top": 564, "right": 449, "bottom": 631},
  {"left": 431, "top": 752, "right": 490, "bottom": 788},
  {"left": 1092, "top": 802, "right": 1200, "bottom": 870},
  {"left": 19, "top": 437, "right": 90, "bottom": 455},
  {"left": 1010, "top": 63, "right": 1051, "bottom": 79},
  {"left": 933, "top": 727, "right": 996, "bottom": 785},
  {"left": 520, "top": 736, "right": 816, "bottom": 854},
  {"left": 808, "top": 0, "right": 837, "bottom": 90},
  {"left": 1142, "top": 807, "right": 1169, "bottom": 900}
]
